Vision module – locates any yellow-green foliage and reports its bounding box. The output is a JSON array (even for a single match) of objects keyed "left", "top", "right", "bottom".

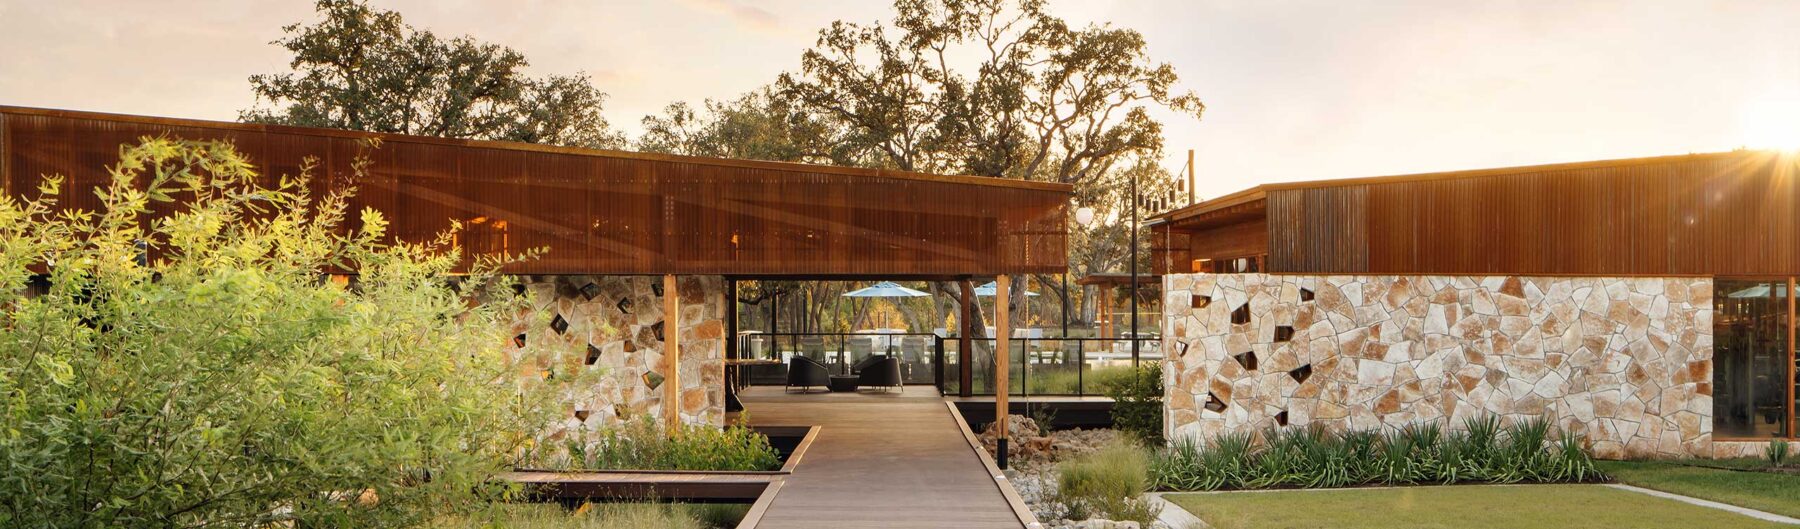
[
  {"left": 531, "top": 417, "right": 781, "bottom": 471},
  {"left": 445, "top": 502, "right": 747, "bottom": 529},
  {"left": 1055, "top": 440, "right": 1160, "bottom": 524},
  {"left": 0, "top": 138, "right": 571, "bottom": 528}
]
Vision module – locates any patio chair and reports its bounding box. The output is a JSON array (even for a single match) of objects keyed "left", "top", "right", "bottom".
[
  {"left": 856, "top": 356, "right": 903, "bottom": 393},
  {"left": 850, "top": 353, "right": 884, "bottom": 374},
  {"left": 846, "top": 338, "right": 874, "bottom": 373},
  {"left": 899, "top": 336, "right": 929, "bottom": 382},
  {"left": 786, "top": 356, "right": 831, "bottom": 393}
]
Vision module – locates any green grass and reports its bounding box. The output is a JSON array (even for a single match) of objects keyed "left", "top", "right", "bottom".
[
  {"left": 1598, "top": 460, "right": 1800, "bottom": 519},
  {"left": 1165, "top": 484, "right": 1793, "bottom": 529},
  {"left": 442, "top": 502, "right": 747, "bottom": 529}
]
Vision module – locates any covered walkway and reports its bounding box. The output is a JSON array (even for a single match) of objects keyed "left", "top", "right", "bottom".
[{"left": 738, "top": 387, "right": 1029, "bottom": 528}]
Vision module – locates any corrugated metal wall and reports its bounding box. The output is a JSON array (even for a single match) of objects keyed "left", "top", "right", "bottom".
[
  {"left": 1266, "top": 152, "right": 1800, "bottom": 276},
  {"left": 0, "top": 107, "right": 1069, "bottom": 276}
]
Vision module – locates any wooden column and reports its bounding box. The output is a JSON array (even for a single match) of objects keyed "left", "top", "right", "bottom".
[
  {"left": 664, "top": 274, "right": 681, "bottom": 434},
  {"left": 994, "top": 276, "right": 1011, "bottom": 466},
  {"left": 1789, "top": 277, "right": 1796, "bottom": 437}
]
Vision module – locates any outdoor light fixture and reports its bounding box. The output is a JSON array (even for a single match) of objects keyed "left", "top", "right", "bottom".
[{"left": 1074, "top": 206, "right": 1097, "bottom": 227}]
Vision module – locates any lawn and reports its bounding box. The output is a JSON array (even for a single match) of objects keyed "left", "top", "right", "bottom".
[
  {"left": 1164, "top": 484, "right": 1792, "bottom": 529},
  {"left": 1598, "top": 459, "right": 1800, "bottom": 519}
]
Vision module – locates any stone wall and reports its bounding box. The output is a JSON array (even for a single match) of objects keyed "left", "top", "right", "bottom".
[
  {"left": 510, "top": 275, "right": 726, "bottom": 436},
  {"left": 1162, "top": 274, "right": 1715, "bottom": 459}
]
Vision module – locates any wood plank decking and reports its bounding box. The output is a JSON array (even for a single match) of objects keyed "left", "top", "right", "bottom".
[{"left": 738, "top": 387, "right": 1029, "bottom": 529}]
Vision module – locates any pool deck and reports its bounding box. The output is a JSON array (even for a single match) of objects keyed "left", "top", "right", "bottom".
[{"left": 737, "top": 386, "right": 1032, "bottom": 528}]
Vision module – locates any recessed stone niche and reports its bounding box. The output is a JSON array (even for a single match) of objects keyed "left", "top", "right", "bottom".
[
  {"left": 1273, "top": 325, "right": 1294, "bottom": 343},
  {"left": 1288, "top": 364, "right": 1312, "bottom": 384},
  {"left": 1275, "top": 411, "right": 1289, "bottom": 426},
  {"left": 1230, "top": 304, "right": 1251, "bottom": 324},
  {"left": 1204, "top": 392, "right": 1227, "bottom": 412},
  {"left": 1192, "top": 294, "right": 1212, "bottom": 308},
  {"left": 1232, "top": 350, "right": 1258, "bottom": 370},
  {"left": 550, "top": 314, "right": 570, "bottom": 334}
]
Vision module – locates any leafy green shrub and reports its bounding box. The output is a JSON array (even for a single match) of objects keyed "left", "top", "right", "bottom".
[
  {"left": 0, "top": 139, "right": 566, "bottom": 528},
  {"left": 1150, "top": 415, "right": 1606, "bottom": 491},
  {"left": 534, "top": 418, "right": 780, "bottom": 471},
  {"left": 1102, "top": 362, "right": 1163, "bottom": 443},
  {"left": 446, "top": 502, "right": 747, "bottom": 529},
  {"left": 1767, "top": 440, "right": 1791, "bottom": 468},
  {"left": 1055, "top": 440, "right": 1161, "bottom": 524}
]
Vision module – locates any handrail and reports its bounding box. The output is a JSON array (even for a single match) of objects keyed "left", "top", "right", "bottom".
[{"left": 736, "top": 332, "right": 1159, "bottom": 397}]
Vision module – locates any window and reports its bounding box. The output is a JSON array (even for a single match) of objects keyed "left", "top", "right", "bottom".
[
  {"left": 1713, "top": 278, "right": 1795, "bottom": 439},
  {"left": 1195, "top": 254, "right": 1268, "bottom": 273}
]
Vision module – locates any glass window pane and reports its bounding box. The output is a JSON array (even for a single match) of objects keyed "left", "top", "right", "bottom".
[{"left": 1712, "top": 280, "right": 1791, "bottom": 439}]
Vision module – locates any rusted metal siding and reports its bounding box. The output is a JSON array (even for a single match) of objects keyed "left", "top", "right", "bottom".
[
  {"left": 1264, "top": 151, "right": 1800, "bottom": 276},
  {"left": 1269, "top": 186, "right": 1368, "bottom": 273},
  {"left": 0, "top": 106, "right": 1068, "bottom": 276}
]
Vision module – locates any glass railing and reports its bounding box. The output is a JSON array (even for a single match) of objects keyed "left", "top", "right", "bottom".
[
  {"left": 736, "top": 332, "right": 943, "bottom": 386},
  {"left": 736, "top": 332, "right": 1160, "bottom": 397},
  {"left": 941, "top": 336, "right": 1162, "bottom": 397}
]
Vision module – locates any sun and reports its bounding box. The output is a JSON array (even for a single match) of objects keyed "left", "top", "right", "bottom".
[{"left": 1738, "top": 95, "right": 1800, "bottom": 151}]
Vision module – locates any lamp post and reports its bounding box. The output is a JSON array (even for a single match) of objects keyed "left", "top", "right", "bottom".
[{"left": 1128, "top": 168, "right": 1140, "bottom": 367}]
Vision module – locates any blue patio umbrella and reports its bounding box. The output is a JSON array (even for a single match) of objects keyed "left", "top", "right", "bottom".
[
  {"left": 973, "top": 280, "right": 1038, "bottom": 297},
  {"left": 839, "top": 282, "right": 929, "bottom": 360},
  {"left": 842, "top": 281, "right": 931, "bottom": 298}
]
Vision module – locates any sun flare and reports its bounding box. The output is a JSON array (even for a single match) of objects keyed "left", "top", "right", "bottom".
[{"left": 1738, "top": 95, "right": 1800, "bottom": 151}]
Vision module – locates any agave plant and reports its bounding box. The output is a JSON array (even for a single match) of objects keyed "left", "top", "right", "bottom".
[
  {"left": 1149, "top": 413, "right": 1604, "bottom": 492},
  {"left": 1765, "top": 439, "right": 1790, "bottom": 468}
]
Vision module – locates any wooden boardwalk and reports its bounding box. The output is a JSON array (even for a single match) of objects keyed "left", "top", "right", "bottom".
[{"left": 738, "top": 387, "right": 1029, "bottom": 529}]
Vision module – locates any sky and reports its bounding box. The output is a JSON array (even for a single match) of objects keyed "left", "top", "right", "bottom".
[{"left": 2, "top": 0, "right": 1797, "bottom": 199}]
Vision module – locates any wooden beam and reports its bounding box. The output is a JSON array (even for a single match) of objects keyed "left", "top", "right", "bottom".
[
  {"left": 994, "top": 275, "right": 1011, "bottom": 449},
  {"left": 664, "top": 274, "right": 681, "bottom": 434}
]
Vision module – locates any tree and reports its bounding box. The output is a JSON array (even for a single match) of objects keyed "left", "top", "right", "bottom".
[
  {"left": 242, "top": 0, "right": 624, "bottom": 149},
  {"left": 638, "top": 88, "right": 842, "bottom": 164},
  {"left": 0, "top": 138, "right": 569, "bottom": 528},
  {"left": 774, "top": 0, "right": 1203, "bottom": 186}
]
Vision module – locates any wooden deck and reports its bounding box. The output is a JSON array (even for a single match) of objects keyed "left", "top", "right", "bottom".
[{"left": 737, "top": 387, "right": 1029, "bottom": 528}]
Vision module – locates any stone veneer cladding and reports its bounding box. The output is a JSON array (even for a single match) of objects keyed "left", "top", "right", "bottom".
[
  {"left": 510, "top": 275, "right": 726, "bottom": 438},
  {"left": 1163, "top": 273, "right": 1719, "bottom": 459}
]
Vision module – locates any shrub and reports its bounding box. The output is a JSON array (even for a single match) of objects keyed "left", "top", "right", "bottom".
[
  {"left": 1055, "top": 440, "right": 1160, "bottom": 524},
  {"left": 0, "top": 139, "right": 566, "bottom": 528},
  {"left": 534, "top": 418, "right": 781, "bottom": 472},
  {"left": 446, "top": 502, "right": 747, "bottom": 529},
  {"left": 1102, "top": 362, "right": 1164, "bottom": 443},
  {"left": 1767, "top": 440, "right": 1791, "bottom": 468},
  {"left": 1150, "top": 414, "right": 1606, "bottom": 491}
]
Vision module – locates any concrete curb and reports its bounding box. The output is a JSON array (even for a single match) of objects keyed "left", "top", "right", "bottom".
[{"left": 1606, "top": 484, "right": 1800, "bottom": 525}]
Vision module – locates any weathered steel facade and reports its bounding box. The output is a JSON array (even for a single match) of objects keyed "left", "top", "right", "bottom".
[
  {"left": 1154, "top": 151, "right": 1800, "bottom": 277},
  {"left": 0, "top": 106, "right": 1070, "bottom": 277}
]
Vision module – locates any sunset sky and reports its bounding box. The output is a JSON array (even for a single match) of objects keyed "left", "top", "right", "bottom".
[{"left": 2, "top": 0, "right": 1796, "bottom": 199}]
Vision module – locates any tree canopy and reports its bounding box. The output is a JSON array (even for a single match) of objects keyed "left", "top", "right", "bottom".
[{"left": 242, "top": 0, "right": 624, "bottom": 149}]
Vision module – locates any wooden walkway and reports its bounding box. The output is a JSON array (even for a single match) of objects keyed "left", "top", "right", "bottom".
[{"left": 738, "top": 387, "right": 1028, "bottom": 529}]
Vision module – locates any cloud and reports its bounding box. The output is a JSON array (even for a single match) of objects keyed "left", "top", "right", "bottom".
[{"left": 679, "top": 0, "right": 781, "bottom": 33}]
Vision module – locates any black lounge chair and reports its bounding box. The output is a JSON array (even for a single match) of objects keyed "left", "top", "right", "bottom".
[
  {"left": 856, "top": 356, "right": 903, "bottom": 393},
  {"left": 849, "top": 354, "right": 884, "bottom": 374},
  {"left": 786, "top": 356, "right": 831, "bottom": 393}
]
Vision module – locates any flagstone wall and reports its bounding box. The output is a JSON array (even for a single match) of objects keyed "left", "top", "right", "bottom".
[
  {"left": 1162, "top": 273, "right": 1716, "bottom": 459},
  {"left": 509, "top": 275, "right": 727, "bottom": 438}
]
